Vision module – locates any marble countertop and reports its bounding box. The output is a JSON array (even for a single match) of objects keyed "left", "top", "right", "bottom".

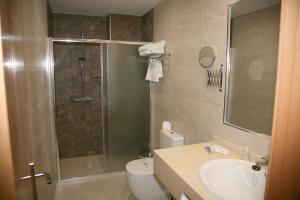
[{"left": 153, "top": 142, "right": 242, "bottom": 200}]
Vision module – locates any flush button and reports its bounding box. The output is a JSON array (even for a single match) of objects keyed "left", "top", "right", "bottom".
[{"left": 252, "top": 165, "right": 261, "bottom": 171}]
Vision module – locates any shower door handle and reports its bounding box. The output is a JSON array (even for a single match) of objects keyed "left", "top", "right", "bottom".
[
  {"left": 101, "top": 96, "right": 108, "bottom": 106},
  {"left": 18, "top": 162, "right": 52, "bottom": 200},
  {"left": 102, "top": 102, "right": 108, "bottom": 106}
]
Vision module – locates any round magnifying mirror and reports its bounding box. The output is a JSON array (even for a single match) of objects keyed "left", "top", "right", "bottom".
[{"left": 199, "top": 46, "right": 216, "bottom": 68}]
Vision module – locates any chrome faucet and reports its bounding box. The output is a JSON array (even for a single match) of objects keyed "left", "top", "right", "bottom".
[{"left": 252, "top": 156, "right": 269, "bottom": 171}]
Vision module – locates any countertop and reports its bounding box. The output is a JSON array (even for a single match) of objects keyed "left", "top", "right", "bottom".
[{"left": 153, "top": 142, "right": 242, "bottom": 200}]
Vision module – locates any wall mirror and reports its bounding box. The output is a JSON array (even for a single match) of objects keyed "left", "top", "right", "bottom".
[
  {"left": 224, "top": 0, "right": 281, "bottom": 135},
  {"left": 199, "top": 46, "right": 216, "bottom": 68}
]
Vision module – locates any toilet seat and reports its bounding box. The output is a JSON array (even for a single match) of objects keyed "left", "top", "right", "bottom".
[{"left": 126, "top": 158, "right": 153, "bottom": 176}]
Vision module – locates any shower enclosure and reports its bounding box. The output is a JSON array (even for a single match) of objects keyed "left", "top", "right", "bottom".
[{"left": 51, "top": 38, "right": 150, "bottom": 179}]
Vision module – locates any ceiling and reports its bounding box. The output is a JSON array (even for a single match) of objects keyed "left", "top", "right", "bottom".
[
  {"left": 49, "top": 0, "right": 163, "bottom": 16},
  {"left": 231, "top": 0, "right": 280, "bottom": 18}
]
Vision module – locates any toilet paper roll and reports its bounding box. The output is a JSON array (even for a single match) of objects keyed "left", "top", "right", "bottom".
[
  {"left": 162, "top": 121, "right": 172, "bottom": 132},
  {"left": 180, "top": 193, "right": 190, "bottom": 200}
]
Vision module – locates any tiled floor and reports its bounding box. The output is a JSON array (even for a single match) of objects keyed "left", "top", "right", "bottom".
[
  {"left": 55, "top": 171, "right": 137, "bottom": 200},
  {"left": 60, "top": 155, "right": 105, "bottom": 179}
]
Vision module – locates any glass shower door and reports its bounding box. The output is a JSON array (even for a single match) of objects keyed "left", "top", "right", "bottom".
[{"left": 102, "top": 43, "right": 150, "bottom": 171}]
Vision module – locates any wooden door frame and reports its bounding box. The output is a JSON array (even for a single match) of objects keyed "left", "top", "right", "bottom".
[
  {"left": 266, "top": 0, "right": 300, "bottom": 199},
  {"left": 1, "top": 0, "right": 300, "bottom": 199},
  {"left": 0, "top": 10, "right": 17, "bottom": 200}
]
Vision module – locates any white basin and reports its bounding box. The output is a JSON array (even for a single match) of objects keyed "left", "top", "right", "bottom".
[{"left": 199, "top": 159, "right": 266, "bottom": 200}]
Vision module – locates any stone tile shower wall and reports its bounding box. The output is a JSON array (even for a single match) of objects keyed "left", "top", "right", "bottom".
[
  {"left": 110, "top": 10, "right": 153, "bottom": 41},
  {"left": 53, "top": 14, "right": 107, "bottom": 158},
  {"left": 54, "top": 44, "right": 103, "bottom": 158},
  {"left": 53, "top": 14, "right": 108, "bottom": 39},
  {"left": 52, "top": 12, "right": 152, "bottom": 158},
  {"left": 53, "top": 11, "right": 153, "bottom": 41}
]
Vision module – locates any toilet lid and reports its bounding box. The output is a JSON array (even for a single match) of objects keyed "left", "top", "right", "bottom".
[{"left": 126, "top": 158, "right": 153, "bottom": 176}]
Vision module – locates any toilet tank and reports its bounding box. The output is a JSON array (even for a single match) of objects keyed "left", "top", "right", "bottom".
[{"left": 160, "top": 130, "right": 184, "bottom": 148}]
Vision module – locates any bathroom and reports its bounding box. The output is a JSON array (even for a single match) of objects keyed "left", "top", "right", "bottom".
[{"left": 0, "top": 0, "right": 300, "bottom": 200}]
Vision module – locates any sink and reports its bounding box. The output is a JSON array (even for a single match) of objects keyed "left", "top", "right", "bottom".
[{"left": 199, "top": 159, "right": 266, "bottom": 200}]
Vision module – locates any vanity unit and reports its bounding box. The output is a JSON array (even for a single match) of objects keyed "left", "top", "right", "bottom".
[{"left": 154, "top": 140, "right": 266, "bottom": 200}]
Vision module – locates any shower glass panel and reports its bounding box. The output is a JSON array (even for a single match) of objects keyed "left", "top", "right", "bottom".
[
  {"left": 102, "top": 43, "right": 150, "bottom": 171},
  {"left": 53, "top": 42, "right": 104, "bottom": 179},
  {"left": 52, "top": 40, "right": 150, "bottom": 179}
]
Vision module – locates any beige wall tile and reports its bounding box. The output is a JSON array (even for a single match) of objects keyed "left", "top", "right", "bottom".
[{"left": 152, "top": 0, "right": 271, "bottom": 156}]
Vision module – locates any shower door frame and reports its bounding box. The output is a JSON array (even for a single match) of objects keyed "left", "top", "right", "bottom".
[{"left": 49, "top": 38, "right": 150, "bottom": 181}]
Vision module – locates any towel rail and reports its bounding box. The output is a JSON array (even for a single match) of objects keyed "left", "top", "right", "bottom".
[{"left": 148, "top": 53, "right": 171, "bottom": 59}]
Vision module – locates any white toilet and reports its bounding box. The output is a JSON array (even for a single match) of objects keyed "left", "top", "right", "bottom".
[{"left": 126, "top": 130, "right": 184, "bottom": 200}]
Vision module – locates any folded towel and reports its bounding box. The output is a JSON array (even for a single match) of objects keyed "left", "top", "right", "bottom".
[
  {"left": 145, "top": 59, "right": 163, "bottom": 83},
  {"left": 138, "top": 40, "right": 166, "bottom": 51},
  {"left": 139, "top": 40, "right": 166, "bottom": 82},
  {"left": 138, "top": 40, "right": 166, "bottom": 57},
  {"left": 139, "top": 49, "right": 165, "bottom": 57},
  {"left": 206, "top": 144, "right": 229, "bottom": 155}
]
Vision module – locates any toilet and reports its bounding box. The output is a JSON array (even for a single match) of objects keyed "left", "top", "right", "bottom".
[{"left": 126, "top": 130, "right": 184, "bottom": 200}]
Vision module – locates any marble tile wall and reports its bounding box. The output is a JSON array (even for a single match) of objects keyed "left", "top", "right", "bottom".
[
  {"left": 52, "top": 11, "right": 153, "bottom": 158},
  {"left": 152, "top": 0, "right": 271, "bottom": 156},
  {"left": 1, "top": 0, "right": 58, "bottom": 199},
  {"left": 53, "top": 11, "right": 153, "bottom": 41},
  {"left": 109, "top": 10, "right": 153, "bottom": 41},
  {"left": 54, "top": 43, "right": 103, "bottom": 158},
  {"left": 141, "top": 10, "right": 154, "bottom": 42},
  {"left": 53, "top": 14, "right": 108, "bottom": 39},
  {"left": 110, "top": 14, "right": 142, "bottom": 41},
  {"left": 53, "top": 14, "right": 107, "bottom": 158}
]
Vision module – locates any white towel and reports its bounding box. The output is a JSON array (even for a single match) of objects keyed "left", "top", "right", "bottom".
[
  {"left": 139, "top": 40, "right": 166, "bottom": 82},
  {"left": 207, "top": 144, "right": 229, "bottom": 155},
  {"left": 139, "top": 49, "right": 165, "bottom": 57},
  {"left": 145, "top": 59, "right": 163, "bottom": 83},
  {"left": 138, "top": 40, "right": 166, "bottom": 57}
]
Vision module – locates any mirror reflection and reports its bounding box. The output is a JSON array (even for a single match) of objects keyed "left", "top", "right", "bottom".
[{"left": 224, "top": 0, "right": 281, "bottom": 135}]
